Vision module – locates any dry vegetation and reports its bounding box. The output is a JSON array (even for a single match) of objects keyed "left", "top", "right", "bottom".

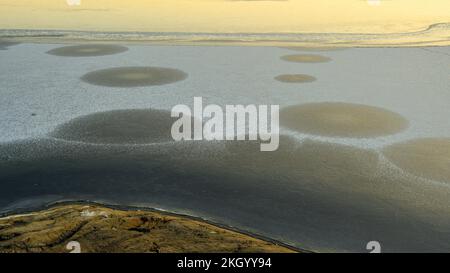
[{"left": 0, "top": 204, "right": 297, "bottom": 253}]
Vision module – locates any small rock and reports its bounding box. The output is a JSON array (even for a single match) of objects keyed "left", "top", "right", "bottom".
[{"left": 80, "top": 210, "right": 97, "bottom": 217}]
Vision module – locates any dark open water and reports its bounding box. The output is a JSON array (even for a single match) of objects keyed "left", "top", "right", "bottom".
[{"left": 1, "top": 137, "right": 449, "bottom": 253}]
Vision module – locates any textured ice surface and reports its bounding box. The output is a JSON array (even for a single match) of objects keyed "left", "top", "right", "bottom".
[
  {"left": 1, "top": 44, "right": 450, "bottom": 252},
  {"left": 1, "top": 44, "right": 450, "bottom": 151}
]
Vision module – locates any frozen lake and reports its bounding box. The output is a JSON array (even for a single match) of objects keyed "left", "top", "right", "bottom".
[{"left": 0, "top": 43, "right": 449, "bottom": 252}]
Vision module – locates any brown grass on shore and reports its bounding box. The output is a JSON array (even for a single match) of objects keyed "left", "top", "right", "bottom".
[{"left": 0, "top": 204, "right": 297, "bottom": 253}]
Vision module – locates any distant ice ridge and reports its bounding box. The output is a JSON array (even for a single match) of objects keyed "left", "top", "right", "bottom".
[{"left": 1, "top": 23, "right": 449, "bottom": 47}]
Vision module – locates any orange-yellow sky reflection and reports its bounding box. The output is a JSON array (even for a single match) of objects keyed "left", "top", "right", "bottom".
[{"left": 0, "top": 0, "right": 449, "bottom": 33}]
